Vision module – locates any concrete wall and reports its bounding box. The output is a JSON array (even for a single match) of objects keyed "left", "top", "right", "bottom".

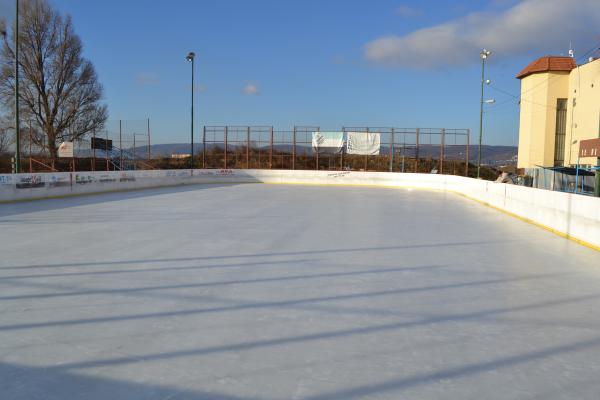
[{"left": 1, "top": 169, "right": 599, "bottom": 249}]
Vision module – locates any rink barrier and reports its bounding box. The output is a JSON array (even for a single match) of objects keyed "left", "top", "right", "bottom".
[{"left": 1, "top": 169, "right": 599, "bottom": 251}]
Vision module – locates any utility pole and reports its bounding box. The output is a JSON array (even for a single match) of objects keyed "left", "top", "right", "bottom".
[{"left": 14, "top": 0, "right": 20, "bottom": 173}]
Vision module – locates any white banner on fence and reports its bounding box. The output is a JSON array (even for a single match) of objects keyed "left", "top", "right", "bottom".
[
  {"left": 312, "top": 132, "right": 344, "bottom": 154},
  {"left": 58, "top": 142, "right": 74, "bottom": 158},
  {"left": 346, "top": 132, "right": 380, "bottom": 155}
]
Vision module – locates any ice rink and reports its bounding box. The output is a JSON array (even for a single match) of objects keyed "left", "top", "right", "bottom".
[{"left": 1, "top": 183, "right": 600, "bottom": 399}]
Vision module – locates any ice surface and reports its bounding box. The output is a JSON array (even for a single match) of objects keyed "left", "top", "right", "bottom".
[{"left": 1, "top": 183, "right": 599, "bottom": 399}]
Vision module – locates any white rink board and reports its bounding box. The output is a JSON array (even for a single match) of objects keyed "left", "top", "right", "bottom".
[{"left": 1, "top": 169, "right": 599, "bottom": 249}]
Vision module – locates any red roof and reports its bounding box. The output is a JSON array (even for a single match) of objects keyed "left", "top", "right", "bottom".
[{"left": 516, "top": 56, "right": 577, "bottom": 79}]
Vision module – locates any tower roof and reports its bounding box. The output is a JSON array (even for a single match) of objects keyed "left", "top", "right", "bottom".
[{"left": 516, "top": 56, "right": 576, "bottom": 79}]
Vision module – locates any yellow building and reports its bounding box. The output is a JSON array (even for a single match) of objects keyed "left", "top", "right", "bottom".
[{"left": 516, "top": 56, "right": 600, "bottom": 169}]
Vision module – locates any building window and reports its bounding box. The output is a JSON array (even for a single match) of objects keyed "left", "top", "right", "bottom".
[{"left": 554, "top": 98, "right": 567, "bottom": 166}]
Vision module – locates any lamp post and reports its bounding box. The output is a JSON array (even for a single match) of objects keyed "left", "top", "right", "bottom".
[
  {"left": 477, "top": 49, "right": 492, "bottom": 179},
  {"left": 186, "top": 52, "right": 195, "bottom": 169},
  {"left": 14, "top": 0, "right": 20, "bottom": 173}
]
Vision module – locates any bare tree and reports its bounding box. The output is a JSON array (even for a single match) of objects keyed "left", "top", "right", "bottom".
[
  {"left": 0, "top": 0, "right": 107, "bottom": 163},
  {"left": 0, "top": 113, "right": 14, "bottom": 155}
]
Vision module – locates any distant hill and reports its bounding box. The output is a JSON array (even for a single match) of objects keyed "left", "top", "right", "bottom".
[
  {"left": 140, "top": 143, "right": 517, "bottom": 166},
  {"left": 408, "top": 145, "right": 518, "bottom": 166}
]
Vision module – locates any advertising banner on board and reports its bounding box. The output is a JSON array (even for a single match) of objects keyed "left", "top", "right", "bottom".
[
  {"left": 47, "top": 174, "right": 71, "bottom": 187},
  {"left": 346, "top": 132, "right": 381, "bottom": 155},
  {"left": 0, "top": 175, "right": 13, "bottom": 186},
  {"left": 16, "top": 175, "right": 45, "bottom": 189}
]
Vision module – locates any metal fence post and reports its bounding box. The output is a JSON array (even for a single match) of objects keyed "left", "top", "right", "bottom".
[
  {"left": 202, "top": 126, "right": 206, "bottom": 168},
  {"left": 341, "top": 127, "right": 345, "bottom": 170},
  {"left": 92, "top": 129, "right": 96, "bottom": 171},
  {"left": 364, "top": 127, "right": 369, "bottom": 171},
  {"left": 269, "top": 126, "right": 273, "bottom": 169},
  {"left": 292, "top": 126, "right": 296, "bottom": 170},
  {"left": 401, "top": 142, "right": 406, "bottom": 172},
  {"left": 258, "top": 128, "right": 262, "bottom": 167},
  {"left": 147, "top": 118, "right": 151, "bottom": 161},
  {"left": 315, "top": 143, "right": 319, "bottom": 171},
  {"left": 29, "top": 121, "right": 32, "bottom": 173},
  {"left": 466, "top": 129, "right": 470, "bottom": 177},
  {"left": 316, "top": 127, "right": 320, "bottom": 170},
  {"left": 246, "top": 126, "right": 250, "bottom": 169},
  {"left": 415, "top": 128, "right": 420, "bottom": 173},
  {"left": 440, "top": 128, "right": 445, "bottom": 174},
  {"left": 390, "top": 128, "right": 394, "bottom": 172},
  {"left": 341, "top": 136, "right": 344, "bottom": 170},
  {"left": 224, "top": 126, "right": 228, "bottom": 169},
  {"left": 119, "top": 120, "right": 123, "bottom": 170},
  {"left": 105, "top": 130, "right": 109, "bottom": 171}
]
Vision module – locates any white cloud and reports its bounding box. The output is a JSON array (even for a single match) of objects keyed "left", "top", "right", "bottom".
[
  {"left": 365, "top": 0, "right": 600, "bottom": 69},
  {"left": 135, "top": 72, "right": 159, "bottom": 86},
  {"left": 395, "top": 5, "right": 419, "bottom": 17},
  {"left": 243, "top": 83, "right": 259, "bottom": 95}
]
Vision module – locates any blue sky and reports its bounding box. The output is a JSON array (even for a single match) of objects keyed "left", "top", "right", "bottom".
[{"left": 2, "top": 0, "right": 599, "bottom": 145}]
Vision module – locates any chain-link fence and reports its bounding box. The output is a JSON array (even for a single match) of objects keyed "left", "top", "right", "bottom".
[
  {"left": 1, "top": 119, "right": 152, "bottom": 173},
  {"left": 199, "top": 126, "right": 470, "bottom": 176},
  {"left": 2, "top": 122, "right": 479, "bottom": 177}
]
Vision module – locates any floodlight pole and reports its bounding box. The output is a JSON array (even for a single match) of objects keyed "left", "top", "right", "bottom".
[
  {"left": 187, "top": 52, "right": 195, "bottom": 169},
  {"left": 477, "top": 50, "right": 489, "bottom": 179},
  {"left": 14, "top": 0, "right": 20, "bottom": 173}
]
